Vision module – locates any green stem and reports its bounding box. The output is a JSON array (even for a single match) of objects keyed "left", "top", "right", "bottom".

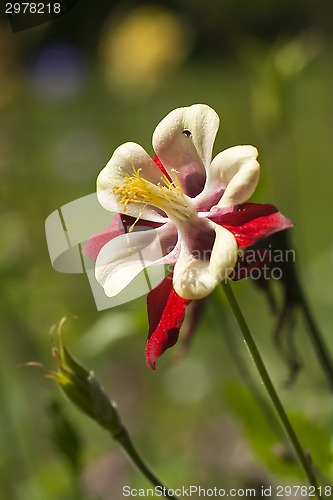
[
  {"left": 295, "top": 278, "right": 333, "bottom": 391},
  {"left": 208, "top": 298, "right": 285, "bottom": 442},
  {"left": 219, "top": 281, "right": 319, "bottom": 495},
  {"left": 112, "top": 425, "right": 180, "bottom": 500}
]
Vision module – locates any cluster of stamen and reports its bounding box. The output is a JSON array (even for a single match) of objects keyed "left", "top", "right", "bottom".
[{"left": 113, "top": 166, "right": 195, "bottom": 223}]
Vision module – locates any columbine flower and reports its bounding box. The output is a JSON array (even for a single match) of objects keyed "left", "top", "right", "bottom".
[{"left": 84, "top": 104, "right": 292, "bottom": 369}]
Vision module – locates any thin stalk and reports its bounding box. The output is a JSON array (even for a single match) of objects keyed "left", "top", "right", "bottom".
[
  {"left": 295, "top": 277, "right": 333, "bottom": 391},
  {"left": 43, "top": 315, "right": 180, "bottom": 500},
  {"left": 208, "top": 298, "right": 285, "bottom": 442},
  {"left": 112, "top": 425, "right": 180, "bottom": 500},
  {"left": 219, "top": 281, "right": 319, "bottom": 495}
]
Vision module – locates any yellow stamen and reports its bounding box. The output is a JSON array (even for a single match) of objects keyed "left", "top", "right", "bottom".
[{"left": 113, "top": 166, "right": 195, "bottom": 223}]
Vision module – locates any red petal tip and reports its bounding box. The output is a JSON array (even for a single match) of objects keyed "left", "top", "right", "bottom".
[{"left": 145, "top": 272, "right": 191, "bottom": 369}]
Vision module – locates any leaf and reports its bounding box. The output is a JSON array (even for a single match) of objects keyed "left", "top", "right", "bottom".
[
  {"left": 224, "top": 383, "right": 332, "bottom": 477},
  {"left": 76, "top": 310, "right": 144, "bottom": 358},
  {"left": 288, "top": 412, "right": 332, "bottom": 474}
]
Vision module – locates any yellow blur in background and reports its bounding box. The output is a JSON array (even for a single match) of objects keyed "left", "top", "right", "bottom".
[{"left": 100, "top": 5, "right": 191, "bottom": 95}]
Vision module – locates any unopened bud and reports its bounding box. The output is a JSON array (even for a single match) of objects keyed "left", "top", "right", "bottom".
[{"left": 45, "top": 318, "right": 121, "bottom": 433}]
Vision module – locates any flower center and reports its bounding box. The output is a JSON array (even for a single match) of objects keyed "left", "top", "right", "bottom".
[{"left": 113, "top": 167, "right": 195, "bottom": 223}]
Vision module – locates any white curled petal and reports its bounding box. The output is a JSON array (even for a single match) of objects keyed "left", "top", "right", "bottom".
[
  {"left": 153, "top": 104, "right": 220, "bottom": 197},
  {"left": 96, "top": 223, "right": 177, "bottom": 297},
  {"left": 208, "top": 224, "right": 238, "bottom": 283},
  {"left": 97, "top": 142, "right": 168, "bottom": 222},
  {"left": 173, "top": 225, "right": 238, "bottom": 300},
  {"left": 198, "top": 145, "right": 259, "bottom": 209}
]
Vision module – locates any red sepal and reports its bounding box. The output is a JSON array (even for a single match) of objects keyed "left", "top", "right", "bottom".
[
  {"left": 82, "top": 214, "right": 125, "bottom": 261},
  {"left": 83, "top": 214, "right": 161, "bottom": 261},
  {"left": 153, "top": 155, "right": 172, "bottom": 182},
  {"left": 209, "top": 203, "right": 293, "bottom": 248},
  {"left": 146, "top": 272, "right": 191, "bottom": 370}
]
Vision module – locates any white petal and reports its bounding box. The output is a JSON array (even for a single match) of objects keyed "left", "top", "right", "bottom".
[
  {"left": 152, "top": 104, "right": 219, "bottom": 197},
  {"left": 97, "top": 142, "right": 169, "bottom": 222},
  {"left": 95, "top": 223, "right": 177, "bottom": 297},
  {"left": 197, "top": 145, "right": 259, "bottom": 209},
  {"left": 173, "top": 225, "right": 238, "bottom": 300}
]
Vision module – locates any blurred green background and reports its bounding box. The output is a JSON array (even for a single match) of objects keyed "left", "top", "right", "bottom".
[{"left": 1, "top": 1, "right": 333, "bottom": 498}]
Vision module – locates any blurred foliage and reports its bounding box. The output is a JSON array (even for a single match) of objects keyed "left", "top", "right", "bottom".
[
  {"left": 224, "top": 384, "right": 332, "bottom": 478},
  {"left": 48, "top": 399, "right": 83, "bottom": 474},
  {"left": 1, "top": 0, "right": 333, "bottom": 498}
]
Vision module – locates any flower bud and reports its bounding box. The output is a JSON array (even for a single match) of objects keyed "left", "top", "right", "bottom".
[{"left": 47, "top": 318, "right": 121, "bottom": 433}]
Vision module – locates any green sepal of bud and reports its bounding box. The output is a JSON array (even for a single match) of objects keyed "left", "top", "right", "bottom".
[{"left": 47, "top": 318, "right": 122, "bottom": 433}]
